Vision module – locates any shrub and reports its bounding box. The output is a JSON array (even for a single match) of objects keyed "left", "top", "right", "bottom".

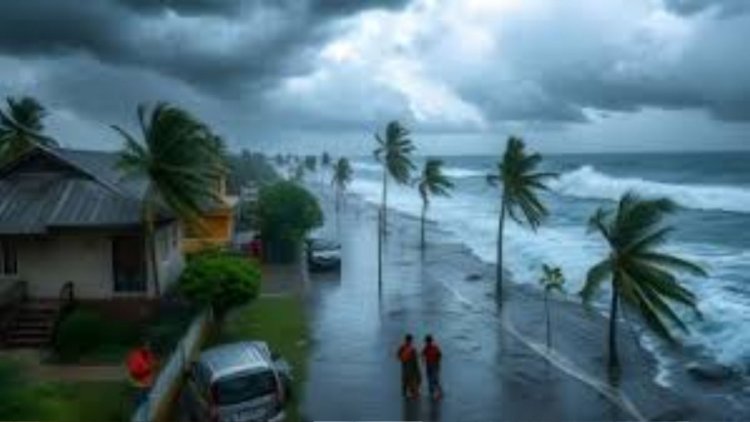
[
  {"left": 54, "top": 309, "right": 140, "bottom": 362},
  {"left": 256, "top": 181, "right": 323, "bottom": 262},
  {"left": 179, "top": 252, "right": 261, "bottom": 317}
]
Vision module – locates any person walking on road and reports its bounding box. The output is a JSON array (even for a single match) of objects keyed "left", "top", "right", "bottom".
[
  {"left": 397, "top": 334, "right": 422, "bottom": 398},
  {"left": 422, "top": 334, "right": 443, "bottom": 400}
]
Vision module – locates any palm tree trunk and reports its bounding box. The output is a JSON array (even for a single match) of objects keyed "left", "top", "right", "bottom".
[
  {"left": 608, "top": 284, "right": 620, "bottom": 369},
  {"left": 381, "top": 168, "right": 388, "bottom": 236},
  {"left": 420, "top": 201, "right": 426, "bottom": 249},
  {"left": 545, "top": 292, "right": 551, "bottom": 349},
  {"left": 144, "top": 193, "right": 161, "bottom": 297},
  {"left": 496, "top": 199, "right": 507, "bottom": 297},
  {"left": 378, "top": 208, "right": 383, "bottom": 297}
]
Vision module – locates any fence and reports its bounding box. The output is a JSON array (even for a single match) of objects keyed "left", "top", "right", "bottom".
[{"left": 132, "top": 309, "right": 214, "bottom": 422}]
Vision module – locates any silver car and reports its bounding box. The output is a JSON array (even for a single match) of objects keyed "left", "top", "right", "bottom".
[{"left": 182, "top": 341, "right": 291, "bottom": 422}]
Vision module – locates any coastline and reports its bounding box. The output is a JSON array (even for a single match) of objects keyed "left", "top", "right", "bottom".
[{"left": 304, "top": 183, "right": 747, "bottom": 420}]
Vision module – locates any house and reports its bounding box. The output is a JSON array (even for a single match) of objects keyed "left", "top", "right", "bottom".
[
  {"left": 181, "top": 175, "right": 238, "bottom": 254},
  {"left": 0, "top": 145, "right": 184, "bottom": 302}
]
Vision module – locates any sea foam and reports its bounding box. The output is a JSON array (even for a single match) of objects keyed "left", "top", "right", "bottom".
[{"left": 550, "top": 165, "right": 750, "bottom": 214}]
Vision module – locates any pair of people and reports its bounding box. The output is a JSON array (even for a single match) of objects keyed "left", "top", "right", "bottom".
[{"left": 396, "top": 334, "right": 443, "bottom": 400}]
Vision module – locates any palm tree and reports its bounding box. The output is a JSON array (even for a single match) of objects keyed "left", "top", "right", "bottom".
[
  {"left": 373, "top": 120, "right": 416, "bottom": 234},
  {"left": 487, "top": 136, "right": 557, "bottom": 297},
  {"left": 539, "top": 264, "right": 565, "bottom": 349},
  {"left": 320, "top": 151, "right": 331, "bottom": 188},
  {"left": 113, "top": 103, "right": 225, "bottom": 295},
  {"left": 417, "top": 159, "right": 453, "bottom": 249},
  {"left": 580, "top": 192, "right": 707, "bottom": 370},
  {"left": 331, "top": 157, "right": 353, "bottom": 213},
  {"left": 0, "top": 96, "right": 57, "bottom": 164}
]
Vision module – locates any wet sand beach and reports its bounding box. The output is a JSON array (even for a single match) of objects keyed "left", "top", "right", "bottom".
[{"left": 301, "top": 190, "right": 747, "bottom": 421}]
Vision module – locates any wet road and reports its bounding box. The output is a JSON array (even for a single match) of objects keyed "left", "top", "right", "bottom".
[{"left": 302, "top": 201, "right": 636, "bottom": 421}]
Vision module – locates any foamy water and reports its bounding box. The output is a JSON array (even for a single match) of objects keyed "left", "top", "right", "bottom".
[{"left": 343, "top": 155, "right": 750, "bottom": 376}]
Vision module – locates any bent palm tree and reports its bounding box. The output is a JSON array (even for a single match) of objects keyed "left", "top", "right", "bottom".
[
  {"left": 539, "top": 264, "right": 565, "bottom": 349},
  {"left": 0, "top": 96, "right": 57, "bottom": 164},
  {"left": 373, "top": 120, "right": 416, "bottom": 234},
  {"left": 581, "top": 192, "right": 707, "bottom": 370},
  {"left": 331, "top": 157, "right": 353, "bottom": 214},
  {"left": 487, "top": 136, "right": 557, "bottom": 297},
  {"left": 417, "top": 159, "right": 453, "bottom": 249},
  {"left": 113, "top": 103, "right": 225, "bottom": 295}
]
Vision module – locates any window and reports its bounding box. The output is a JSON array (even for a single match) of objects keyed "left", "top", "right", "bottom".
[
  {"left": 112, "top": 236, "right": 146, "bottom": 292},
  {"left": 0, "top": 241, "right": 18, "bottom": 276}
]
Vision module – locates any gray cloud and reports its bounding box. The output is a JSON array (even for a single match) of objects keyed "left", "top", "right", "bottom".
[
  {"left": 663, "top": 0, "right": 750, "bottom": 17},
  {"left": 0, "top": 0, "right": 410, "bottom": 97}
]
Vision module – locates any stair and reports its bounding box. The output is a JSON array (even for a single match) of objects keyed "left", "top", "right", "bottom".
[{"left": 2, "top": 301, "right": 61, "bottom": 348}]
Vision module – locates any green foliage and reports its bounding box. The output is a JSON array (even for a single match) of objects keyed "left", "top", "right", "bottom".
[
  {"left": 113, "top": 102, "right": 227, "bottom": 224},
  {"left": 581, "top": 192, "right": 706, "bottom": 342},
  {"left": 540, "top": 264, "right": 565, "bottom": 293},
  {"left": 373, "top": 120, "right": 416, "bottom": 185},
  {"left": 321, "top": 151, "right": 331, "bottom": 167},
  {"left": 418, "top": 158, "right": 453, "bottom": 205},
  {"left": 256, "top": 181, "right": 323, "bottom": 244},
  {"left": 54, "top": 309, "right": 139, "bottom": 362},
  {"left": 227, "top": 150, "right": 279, "bottom": 194},
  {"left": 304, "top": 155, "right": 317, "bottom": 172},
  {"left": 179, "top": 252, "right": 261, "bottom": 315},
  {"left": 0, "top": 96, "right": 57, "bottom": 164},
  {"left": 487, "top": 136, "right": 558, "bottom": 230},
  {"left": 331, "top": 157, "right": 353, "bottom": 191}
]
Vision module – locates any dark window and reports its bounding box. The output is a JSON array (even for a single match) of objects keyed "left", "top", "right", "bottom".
[
  {"left": 213, "top": 370, "right": 277, "bottom": 405},
  {"left": 112, "top": 236, "right": 146, "bottom": 292},
  {"left": 0, "top": 241, "right": 17, "bottom": 276}
]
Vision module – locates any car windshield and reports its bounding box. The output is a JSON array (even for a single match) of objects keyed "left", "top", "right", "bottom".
[
  {"left": 214, "top": 370, "right": 277, "bottom": 405},
  {"left": 311, "top": 239, "right": 338, "bottom": 250}
]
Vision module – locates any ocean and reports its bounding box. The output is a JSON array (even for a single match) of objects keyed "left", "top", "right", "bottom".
[{"left": 345, "top": 151, "right": 750, "bottom": 380}]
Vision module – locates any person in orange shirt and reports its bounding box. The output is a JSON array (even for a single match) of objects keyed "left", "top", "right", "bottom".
[
  {"left": 396, "top": 334, "right": 421, "bottom": 398},
  {"left": 422, "top": 334, "right": 443, "bottom": 400},
  {"left": 127, "top": 340, "right": 157, "bottom": 407}
]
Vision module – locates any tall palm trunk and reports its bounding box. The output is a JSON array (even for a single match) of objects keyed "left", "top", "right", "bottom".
[
  {"left": 544, "top": 292, "right": 551, "bottom": 348},
  {"left": 381, "top": 169, "right": 388, "bottom": 236},
  {"left": 496, "top": 197, "right": 507, "bottom": 296},
  {"left": 608, "top": 281, "right": 620, "bottom": 369},
  {"left": 144, "top": 190, "right": 161, "bottom": 297},
  {"left": 420, "top": 200, "right": 427, "bottom": 249},
  {"left": 378, "top": 207, "right": 383, "bottom": 297}
]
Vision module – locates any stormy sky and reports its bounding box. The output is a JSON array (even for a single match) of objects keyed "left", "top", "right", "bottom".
[{"left": 1, "top": 0, "right": 749, "bottom": 154}]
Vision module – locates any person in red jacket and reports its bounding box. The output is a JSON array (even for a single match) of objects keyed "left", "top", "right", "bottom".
[
  {"left": 127, "top": 340, "right": 157, "bottom": 407},
  {"left": 396, "top": 334, "right": 421, "bottom": 398},
  {"left": 422, "top": 334, "right": 443, "bottom": 399}
]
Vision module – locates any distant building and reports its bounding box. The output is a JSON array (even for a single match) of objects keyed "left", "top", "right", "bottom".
[{"left": 181, "top": 175, "right": 238, "bottom": 254}]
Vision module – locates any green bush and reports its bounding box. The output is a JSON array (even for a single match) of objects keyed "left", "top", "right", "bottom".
[
  {"left": 179, "top": 252, "right": 261, "bottom": 316},
  {"left": 54, "top": 309, "right": 139, "bottom": 362},
  {"left": 256, "top": 181, "right": 323, "bottom": 262}
]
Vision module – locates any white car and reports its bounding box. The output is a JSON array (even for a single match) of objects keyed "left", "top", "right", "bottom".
[{"left": 182, "top": 341, "right": 292, "bottom": 422}]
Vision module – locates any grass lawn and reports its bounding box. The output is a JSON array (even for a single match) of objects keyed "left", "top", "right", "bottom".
[
  {"left": 0, "top": 360, "right": 132, "bottom": 421},
  {"left": 217, "top": 294, "right": 309, "bottom": 420}
]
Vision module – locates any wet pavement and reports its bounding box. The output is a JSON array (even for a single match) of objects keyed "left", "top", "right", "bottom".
[{"left": 301, "top": 200, "right": 646, "bottom": 421}]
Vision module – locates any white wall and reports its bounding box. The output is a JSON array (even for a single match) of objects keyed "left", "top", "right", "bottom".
[
  {"left": 12, "top": 233, "right": 113, "bottom": 299},
  {"left": 2, "top": 221, "right": 185, "bottom": 300},
  {"left": 151, "top": 222, "right": 185, "bottom": 294}
]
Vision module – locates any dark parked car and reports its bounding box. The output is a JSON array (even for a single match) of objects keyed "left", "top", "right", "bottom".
[
  {"left": 182, "top": 341, "right": 292, "bottom": 422},
  {"left": 306, "top": 238, "right": 341, "bottom": 272}
]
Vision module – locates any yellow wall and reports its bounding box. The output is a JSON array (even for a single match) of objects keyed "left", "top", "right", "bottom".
[{"left": 182, "top": 205, "right": 235, "bottom": 254}]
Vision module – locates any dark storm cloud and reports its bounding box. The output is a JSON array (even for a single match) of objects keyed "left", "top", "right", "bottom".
[
  {"left": 0, "top": 0, "right": 410, "bottom": 97},
  {"left": 663, "top": 0, "right": 750, "bottom": 17}
]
